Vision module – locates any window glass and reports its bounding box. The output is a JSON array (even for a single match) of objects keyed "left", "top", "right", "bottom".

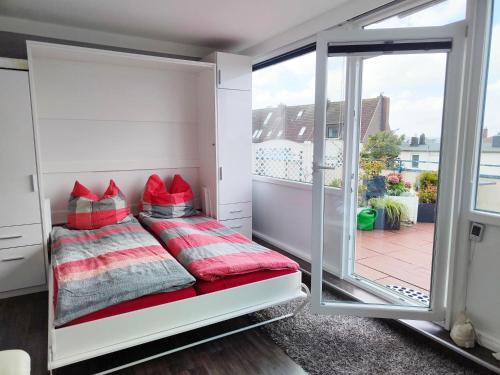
[
  {"left": 475, "top": 2, "right": 500, "bottom": 214},
  {"left": 252, "top": 52, "right": 316, "bottom": 183},
  {"left": 365, "top": 0, "right": 466, "bottom": 29}
]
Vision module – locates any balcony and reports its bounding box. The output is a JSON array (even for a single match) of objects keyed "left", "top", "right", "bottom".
[{"left": 355, "top": 222, "right": 434, "bottom": 293}]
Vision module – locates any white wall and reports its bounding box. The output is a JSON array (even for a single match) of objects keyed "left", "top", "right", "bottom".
[
  {"left": 465, "top": 224, "right": 500, "bottom": 352},
  {"left": 252, "top": 176, "right": 342, "bottom": 276}
]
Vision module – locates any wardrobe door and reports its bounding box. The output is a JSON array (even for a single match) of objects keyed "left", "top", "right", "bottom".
[
  {"left": 0, "top": 70, "right": 40, "bottom": 226},
  {"left": 217, "top": 89, "right": 252, "bottom": 205},
  {"left": 216, "top": 53, "right": 252, "bottom": 91}
]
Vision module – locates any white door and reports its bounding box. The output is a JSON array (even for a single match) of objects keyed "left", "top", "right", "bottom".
[
  {"left": 0, "top": 70, "right": 40, "bottom": 227},
  {"left": 312, "top": 24, "right": 465, "bottom": 320},
  {"left": 217, "top": 89, "right": 252, "bottom": 205}
]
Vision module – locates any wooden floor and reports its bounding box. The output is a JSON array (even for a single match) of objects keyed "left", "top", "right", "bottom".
[{"left": 0, "top": 292, "right": 306, "bottom": 375}]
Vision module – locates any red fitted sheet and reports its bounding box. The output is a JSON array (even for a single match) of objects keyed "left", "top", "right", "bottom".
[
  {"left": 61, "top": 286, "right": 196, "bottom": 327},
  {"left": 59, "top": 270, "right": 298, "bottom": 327},
  {"left": 195, "top": 269, "right": 297, "bottom": 295}
]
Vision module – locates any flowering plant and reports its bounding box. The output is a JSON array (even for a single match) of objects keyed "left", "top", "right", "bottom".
[
  {"left": 418, "top": 186, "right": 437, "bottom": 203},
  {"left": 360, "top": 158, "right": 385, "bottom": 180},
  {"left": 385, "top": 172, "right": 411, "bottom": 196}
]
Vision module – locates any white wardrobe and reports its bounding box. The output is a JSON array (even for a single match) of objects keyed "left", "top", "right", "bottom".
[
  {"left": 204, "top": 52, "right": 253, "bottom": 238},
  {"left": 0, "top": 68, "right": 46, "bottom": 298}
]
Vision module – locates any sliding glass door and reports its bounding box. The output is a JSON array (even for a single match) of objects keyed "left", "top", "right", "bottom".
[{"left": 311, "top": 24, "right": 465, "bottom": 320}]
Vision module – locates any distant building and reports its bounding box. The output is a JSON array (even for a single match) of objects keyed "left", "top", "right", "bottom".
[
  {"left": 400, "top": 135, "right": 500, "bottom": 176},
  {"left": 252, "top": 95, "right": 390, "bottom": 144}
]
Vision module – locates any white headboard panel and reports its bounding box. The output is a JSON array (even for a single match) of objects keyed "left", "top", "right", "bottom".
[{"left": 27, "top": 42, "right": 216, "bottom": 224}]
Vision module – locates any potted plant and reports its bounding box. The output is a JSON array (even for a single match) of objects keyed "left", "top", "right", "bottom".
[
  {"left": 368, "top": 197, "right": 409, "bottom": 230},
  {"left": 385, "top": 172, "right": 418, "bottom": 223},
  {"left": 416, "top": 171, "right": 438, "bottom": 223},
  {"left": 360, "top": 158, "right": 386, "bottom": 201},
  {"left": 385, "top": 172, "right": 411, "bottom": 196}
]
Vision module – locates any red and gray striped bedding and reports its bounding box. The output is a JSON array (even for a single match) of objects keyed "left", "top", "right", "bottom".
[
  {"left": 51, "top": 216, "right": 195, "bottom": 327},
  {"left": 139, "top": 214, "right": 299, "bottom": 281}
]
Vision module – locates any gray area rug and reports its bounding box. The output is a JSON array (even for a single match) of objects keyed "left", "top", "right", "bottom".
[{"left": 251, "top": 284, "right": 490, "bottom": 375}]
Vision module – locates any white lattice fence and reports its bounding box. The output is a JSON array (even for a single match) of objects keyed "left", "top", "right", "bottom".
[{"left": 252, "top": 140, "right": 344, "bottom": 185}]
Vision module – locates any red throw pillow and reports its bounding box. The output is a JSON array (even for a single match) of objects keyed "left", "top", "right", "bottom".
[
  {"left": 141, "top": 174, "right": 197, "bottom": 218},
  {"left": 67, "top": 180, "right": 130, "bottom": 230}
]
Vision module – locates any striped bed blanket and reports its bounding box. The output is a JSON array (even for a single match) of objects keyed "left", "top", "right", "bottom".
[
  {"left": 139, "top": 214, "right": 299, "bottom": 281},
  {"left": 51, "top": 216, "right": 195, "bottom": 326}
]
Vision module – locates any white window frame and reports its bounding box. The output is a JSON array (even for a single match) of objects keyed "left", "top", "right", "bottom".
[
  {"left": 446, "top": 0, "right": 500, "bottom": 329},
  {"left": 465, "top": 0, "right": 500, "bottom": 221}
]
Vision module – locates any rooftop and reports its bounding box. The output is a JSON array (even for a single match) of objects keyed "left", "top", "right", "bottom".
[{"left": 252, "top": 95, "right": 390, "bottom": 143}]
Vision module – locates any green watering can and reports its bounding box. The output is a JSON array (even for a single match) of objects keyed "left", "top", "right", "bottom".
[{"left": 357, "top": 208, "right": 377, "bottom": 231}]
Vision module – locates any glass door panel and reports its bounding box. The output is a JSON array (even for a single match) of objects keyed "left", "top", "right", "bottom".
[
  {"left": 352, "top": 52, "right": 448, "bottom": 307},
  {"left": 312, "top": 25, "right": 465, "bottom": 320}
]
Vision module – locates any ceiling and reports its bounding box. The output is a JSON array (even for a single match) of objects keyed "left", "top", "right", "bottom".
[{"left": 0, "top": 0, "right": 350, "bottom": 51}]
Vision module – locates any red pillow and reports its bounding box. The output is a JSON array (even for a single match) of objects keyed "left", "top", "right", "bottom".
[
  {"left": 67, "top": 180, "right": 130, "bottom": 230},
  {"left": 141, "top": 174, "right": 197, "bottom": 218}
]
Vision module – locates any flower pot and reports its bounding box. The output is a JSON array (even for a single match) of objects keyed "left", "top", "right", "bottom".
[
  {"left": 373, "top": 208, "right": 401, "bottom": 230},
  {"left": 389, "top": 195, "right": 419, "bottom": 223},
  {"left": 417, "top": 203, "right": 436, "bottom": 223},
  {"left": 364, "top": 176, "right": 386, "bottom": 200}
]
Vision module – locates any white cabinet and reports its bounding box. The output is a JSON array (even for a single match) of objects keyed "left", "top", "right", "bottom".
[
  {"left": 204, "top": 52, "right": 252, "bottom": 91},
  {"left": 0, "top": 69, "right": 41, "bottom": 227},
  {"left": 203, "top": 52, "right": 253, "bottom": 239},
  {"left": 0, "top": 69, "right": 45, "bottom": 297},
  {"left": 0, "top": 244, "right": 46, "bottom": 293},
  {"left": 217, "top": 89, "right": 252, "bottom": 205},
  {"left": 222, "top": 217, "right": 252, "bottom": 239}
]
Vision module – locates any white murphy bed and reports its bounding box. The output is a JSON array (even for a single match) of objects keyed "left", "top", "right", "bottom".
[{"left": 15, "top": 42, "right": 307, "bottom": 371}]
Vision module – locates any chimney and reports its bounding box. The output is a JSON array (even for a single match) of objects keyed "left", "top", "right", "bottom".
[
  {"left": 483, "top": 128, "right": 489, "bottom": 140},
  {"left": 379, "top": 94, "right": 390, "bottom": 131},
  {"left": 410, "top": 136, "right": 419, "bottom": 146},
  {"left": 419, "top": 133, "right": 426, "bottom": 145}
]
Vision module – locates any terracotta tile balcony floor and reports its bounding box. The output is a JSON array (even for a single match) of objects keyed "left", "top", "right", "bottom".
[{"left": 354, "top": 222, "right": 435, "bottom": 294}]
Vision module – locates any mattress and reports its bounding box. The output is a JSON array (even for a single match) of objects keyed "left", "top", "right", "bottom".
[
  {"left": 51, "top": 217, "right": 196, "bottom": 327},
  {"left": 139, "top": 214, "right": 300, "bottom": 281}
]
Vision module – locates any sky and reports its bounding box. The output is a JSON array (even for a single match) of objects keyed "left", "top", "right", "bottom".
[{"left": 252, "top": 0, "right": 500, "bottom": 139}]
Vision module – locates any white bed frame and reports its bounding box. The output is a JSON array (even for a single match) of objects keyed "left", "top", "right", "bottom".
[{"left": 48, "top": 264, "right": 309, "bottom": 372}]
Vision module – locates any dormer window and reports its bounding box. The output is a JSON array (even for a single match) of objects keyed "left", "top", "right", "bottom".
[{"left": 264, "top": 112, "right": 272, "bottom": 125}]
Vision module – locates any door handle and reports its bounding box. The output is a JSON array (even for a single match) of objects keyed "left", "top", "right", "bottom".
[
  {"left": 0, "top": 234, "right": 23, "bottom": 240},
  {"left": 229, "top": 225, "right": 243, "bottom": 229},
  {"left": 219, "top": 167, "right": 223, "bottom": 180},
  {"left": 312, "top": 162, "right": 336, "bottom": 172},
  {"left": 218, "top": 69, "right": 221, "bottom": 85},
  {"left": 31, "top": 174, "right": 38, "bottom": 193},
  {"left": 2, "top": 256, "right": 25, "bottom": 262},
  {"left": 229, "top": 210, "right": 243, "bottom": 214}
]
